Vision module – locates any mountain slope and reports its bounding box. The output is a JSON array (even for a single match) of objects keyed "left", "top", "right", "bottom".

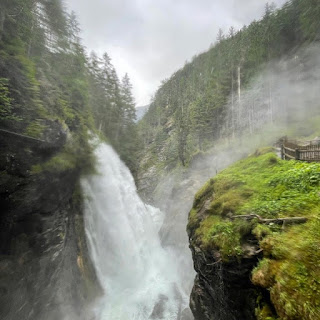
[
  {"left": 137, "top": 0, "right": 320, "bottom": 200},
  {"left": 0, "top": 1, "right": 138, "bottom": 318},
  {"left": 135, "top": 105, "right": 149, "bottom": 122},
  {"left": 136, "top": 2, "right": 320, "bottom": 319}
]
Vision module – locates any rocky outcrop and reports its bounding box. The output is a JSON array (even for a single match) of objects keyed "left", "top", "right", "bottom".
[
  {"left": 187, "top": 149, "right": 320, "bottom": 320},
  {"left": 0, "top": 122, "right": 100, "bottom": 320},
  {"left": 188, "top": 243, "right": 259, "bottom": 320}
]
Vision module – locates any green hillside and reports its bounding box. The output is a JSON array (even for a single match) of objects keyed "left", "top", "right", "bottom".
[
  {"left": 188, "top": 149, "right": 320, "bottom": 320},
  {"left": 138, "top": 0, "right": 320, "bottom": 180},
  {"left": 0, "top": 0, "right": 139, "bottom": 174}
]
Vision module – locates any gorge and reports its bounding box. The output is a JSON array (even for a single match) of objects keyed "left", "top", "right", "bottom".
[{"left": 1, "top": 0, "right": 320, "bottom": 319}]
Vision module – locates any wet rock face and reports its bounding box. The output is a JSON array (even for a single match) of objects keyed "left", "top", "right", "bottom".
[
  {"left": 40, "top": 119, "right": 68, "bottom": 148},
  {"left": 0, "top": 121, "right": 70, "bottom": 257},
  {"left": 189, "top": 244, "right": 258, "bottom": 320},
  {"left": 0, "top": 125, "right": 99, "bottom": 320}
]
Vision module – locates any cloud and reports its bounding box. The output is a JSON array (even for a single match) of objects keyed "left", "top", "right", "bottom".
[{"left": 64, "top": 0, "right": 287, "bottom": 105}]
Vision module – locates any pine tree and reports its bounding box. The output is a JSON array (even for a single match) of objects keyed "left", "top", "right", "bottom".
[
  {"left": 121, "top": 73, "right": 137, "bottom": 126},
  {"left": 216, "top": 28, "right": 225, "bottom": 43}
]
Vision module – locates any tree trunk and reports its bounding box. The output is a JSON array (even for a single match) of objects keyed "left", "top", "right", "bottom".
[
  {"left": 237, "top": 66, "right": 241, "bottom": 127},
  {"left": 98, "top": 121, "right": 103, "bottom": 134},
  {"left": 268, "top": 77, "right": 273, "bottom": 124},
  {"left": 230, "top": 214, "right": 308, "bottom": 225},
  {"left": 198, "top": 134, "right": 202, "bottom": 151},
  {"left": 0, "top": 7, "right": 6, "bottom": 42},
  {"left": 231, "top": 68, "right": 235, "bottom": 139},
  {"left": 249, "top": 102, "right": 253, "bottom": 135}
]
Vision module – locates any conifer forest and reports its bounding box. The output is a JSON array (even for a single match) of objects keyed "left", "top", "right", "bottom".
[{"left": 0, "top": 1, "right": 320, "bottom": 320}]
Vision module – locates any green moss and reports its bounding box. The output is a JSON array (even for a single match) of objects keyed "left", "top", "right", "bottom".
[
  {"left": 24, "top": 120, "right": 45, "bottom": 138},
  {"left": 32, "top": 150, "right": 76, "bottom": 173},
  {"left": 252, "top": 258, "right": 281, "bottom": 288},
  {"left": 207, "top": 151, "right": 320, "bottom": 219},
  {"left": 189, "top": 148, "right": 320, "bottom": 317},
  {"left": 252, "top": 224, "right": 273, "bottom": 240},
  {"left": 189, "top": 149, "right": 320, "bottom": 254},
  {"left": 193, "top": 178, "right": 214, "bottom": 208},
  {"left": 195, "top": 216, "right": 243, "bottom": 258},
  {"left": 0, "top": 78, "right": 20, "bottom": 121},
  {"left": 31, "top": 133, "right": 96, "bottom": 175},
  {"left": 209, "top": 188, "right": 249, "bottom": 216},
  {"left": 253, "top": 218, "right": 320, "bottom": 320},
  {"left": 187, "top": 208, "right": 199, "bottom": 232},
  {"left": 56, "top": 98, "right": 76, "bottom": 125},
  {"left": 255, "top": 302, "right": 279, "bottom": 320},
  {"left": 191, "top": 150, "right": 320, "bottom": 224},
  {"left": 72, "top": 182, "right": 84, "bottom": 205}
]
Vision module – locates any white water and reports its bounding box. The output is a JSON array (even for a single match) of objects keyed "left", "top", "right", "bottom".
[{"left": 81, "top": 143, "right": 189, "bottom": 320}]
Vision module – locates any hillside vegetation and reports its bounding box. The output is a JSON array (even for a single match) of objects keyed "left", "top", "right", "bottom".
[
  {"left": 138, "top": 0, "right": 320, "bottom": 182},
  {"left": 0, "top": 0, "right": 140, "bottom": 174},
  {"left": 188, "top": 149, "right": 320, "bottom": 320},
  {"left": 0, "top": 2, "right": 141, "bottom": 318}
]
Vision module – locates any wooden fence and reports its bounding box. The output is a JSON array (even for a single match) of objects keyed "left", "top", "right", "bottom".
[{"left": 281, "top": 139, "right": 320, "bottom": 162}]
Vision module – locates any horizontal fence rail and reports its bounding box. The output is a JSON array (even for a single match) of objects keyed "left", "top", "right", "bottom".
[{"left": 281, "top": 139, "right": 320, "bottom": 162}]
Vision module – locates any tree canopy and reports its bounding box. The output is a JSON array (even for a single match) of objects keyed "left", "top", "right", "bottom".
[{"left": 0, "top": 0, "right": 140, "bottom": 172}]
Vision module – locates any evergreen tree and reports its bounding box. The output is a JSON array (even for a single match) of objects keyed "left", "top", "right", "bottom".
[
  {"left": 138, "top": 0, "right": 320, "bottom": 171},
  {"left": 121, "top": 73, "right": 137, "bottom": 126},
  {"left": 216, "top": 28, "right": 225, "bottom": 43}
]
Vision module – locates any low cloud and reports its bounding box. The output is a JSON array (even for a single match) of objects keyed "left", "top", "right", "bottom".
[{"left": 65, "top": 0, "right": 287, "bottom": 105}]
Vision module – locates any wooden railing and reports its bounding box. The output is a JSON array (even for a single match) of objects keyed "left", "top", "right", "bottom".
[{"left": 281, "top": 139, "right": 320, "bottom": 162}]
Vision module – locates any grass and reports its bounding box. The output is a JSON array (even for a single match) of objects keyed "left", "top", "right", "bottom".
[
  {"left": 203, "top": 149, "right": 320, "bottom": 220},
  {"left": 188, "top": 148, "right": 320, "bottom": 319},
  {"left": 252, "top": 218, "right": 320, "bottom": 320},
  {"left": 195, "top": 215, "right": 245, "bottom": 257}
]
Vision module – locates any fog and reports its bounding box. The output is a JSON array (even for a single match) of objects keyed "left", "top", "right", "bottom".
[
  {"left": 65, "top": 0, "right": 287, "bottom": 106},
  {"left": 150, "top": 44, "right": 320, "bottom": 304}
]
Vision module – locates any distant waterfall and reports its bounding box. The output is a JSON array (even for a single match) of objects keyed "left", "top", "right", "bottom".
[{"left": 81, "top": 143, "right": 189, "bottom": 320}]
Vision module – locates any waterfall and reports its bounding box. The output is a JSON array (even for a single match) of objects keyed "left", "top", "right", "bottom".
[{"left": 81, "top": 143, "right": 189, "bottom": 320}]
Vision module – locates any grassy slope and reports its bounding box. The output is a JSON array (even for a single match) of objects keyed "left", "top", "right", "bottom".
[
  {"left": 188, "top": 148, "right": 320, "bottom": 320},
  {"left": 138, "top": 0, "right": 320, "bottom": 177}
]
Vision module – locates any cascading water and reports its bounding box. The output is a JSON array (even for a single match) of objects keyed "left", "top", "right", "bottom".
[{"left": 81, "top": 143, "right": 189, "bottom": 320}]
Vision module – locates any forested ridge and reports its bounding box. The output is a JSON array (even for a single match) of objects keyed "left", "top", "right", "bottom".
[
  {"left": 0, "top": 2, "right": 141, "bottom": 318},
  {"left": 138, "top": 0, "right": 320, "bottom": 174},
  {"left": 0, "top": 0, "right": 139, "bottom": 174},
  {"left": 135, "top": 2, "right": 320, "bottom": 318},
  {"left": 1, "top": 0, "right": 320, "bottom": 319},
  {"left": 2, "top": 0, "right": 319, "bottom": 178}
]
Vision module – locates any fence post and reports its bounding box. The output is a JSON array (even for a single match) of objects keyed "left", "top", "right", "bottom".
[
  {"left": 281, "top": 144, "right": 284, "bottom": 160},
  {"left": 295, "top": 148, "right": 300, "bottom": 160}
]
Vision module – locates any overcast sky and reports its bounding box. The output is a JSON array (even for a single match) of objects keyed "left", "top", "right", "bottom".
[{"left": 64, "top": 0, "right": 287, "bottom": 106}]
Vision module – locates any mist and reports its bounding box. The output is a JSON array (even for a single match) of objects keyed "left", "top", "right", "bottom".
[
  {"left": 149, "top": 43, "right": 320, "bottom": 304},
  {"left": 1, "top": 0, "right": 319, "bottom": 318},
  {"left": 65, "top": 0, "right": 288, "bottom": 106},
  {"left": 223, "top": 44, "right": 320, "bottom": 139},
  {"left": 62, "top": 41, "right": 320, "bottom": 320}
]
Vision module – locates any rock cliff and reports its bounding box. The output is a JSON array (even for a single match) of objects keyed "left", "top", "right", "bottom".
[
  {"left": 189, "top": 244, "right": 259, "bottom": 320},
  {"left": 187, "top": 149, "right": 320, "bottom": 320},
  {"left": 0, "top": 122, "right": 100, "bottom": 320}
]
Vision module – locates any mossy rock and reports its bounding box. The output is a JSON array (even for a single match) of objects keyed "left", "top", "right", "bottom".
[{"left": 188, "top": 147, "right": 320, "bottom": 319}]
